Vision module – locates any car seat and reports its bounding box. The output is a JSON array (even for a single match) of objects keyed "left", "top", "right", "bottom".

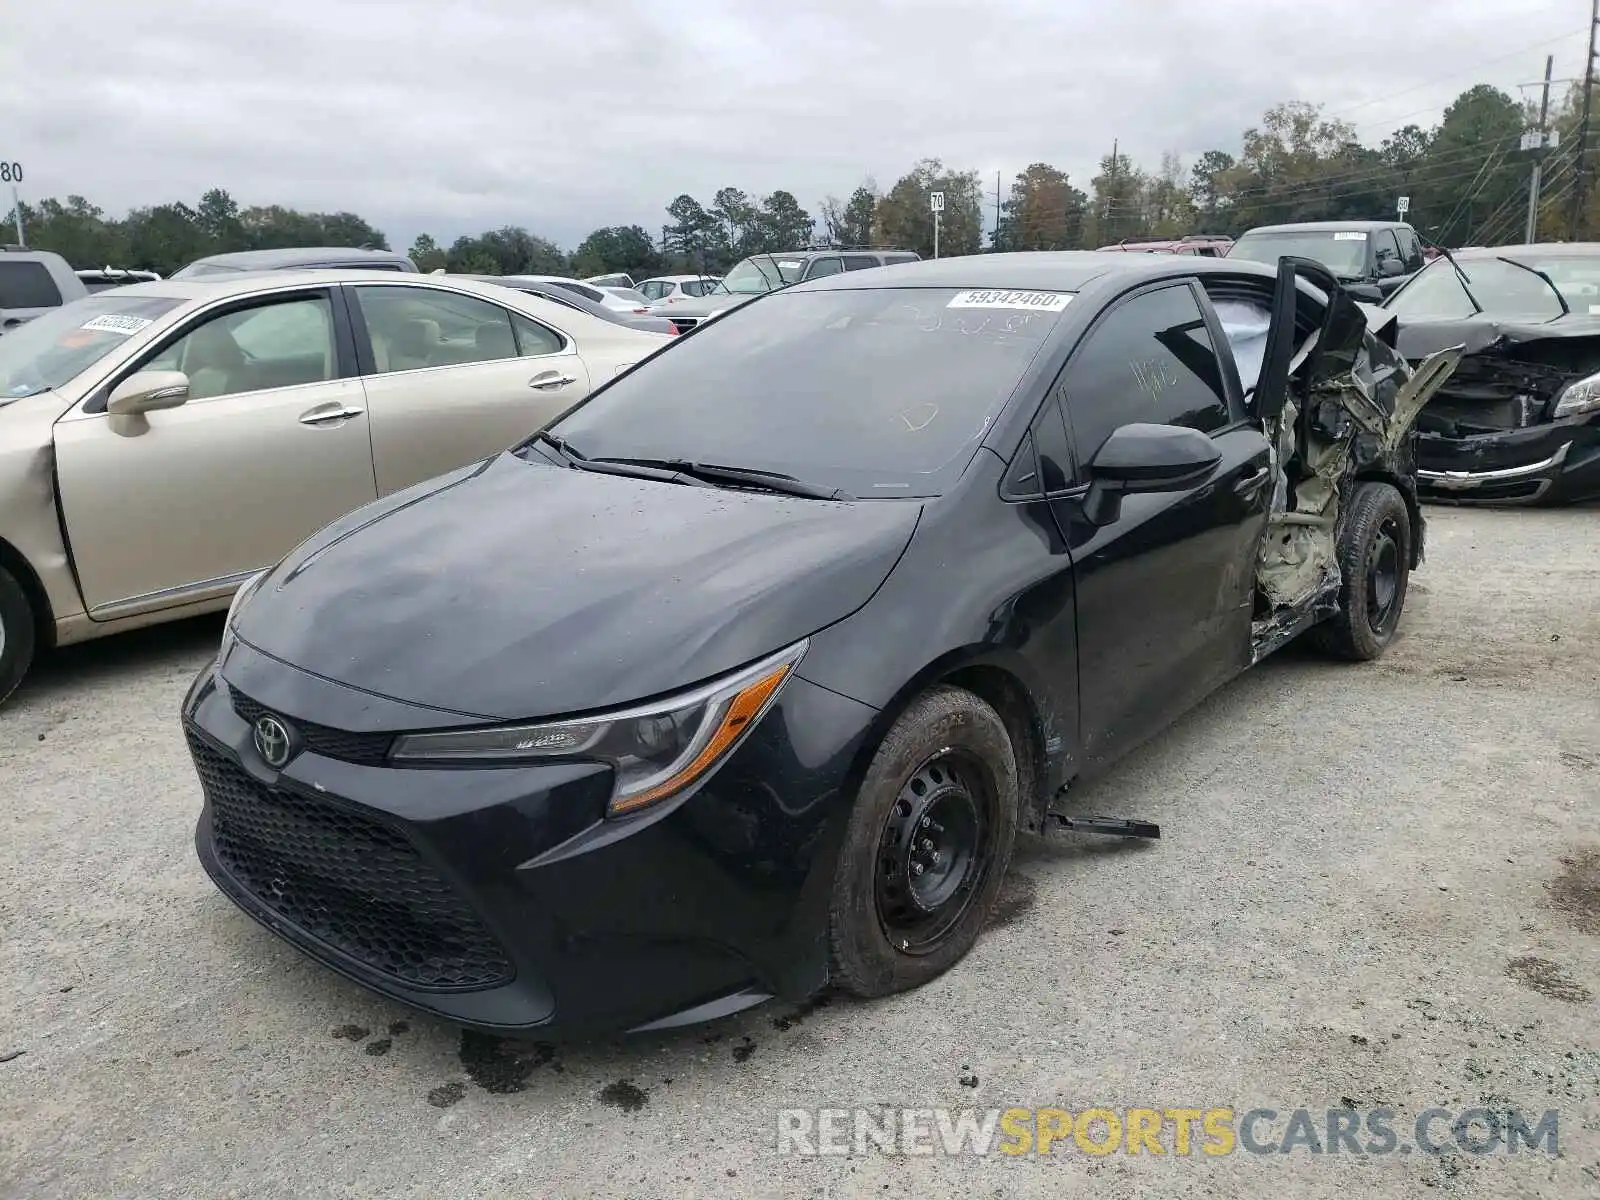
[
  {"left": 184, "top": 323, "right": 250, "bottom": 398},
  {"left": 474, "top": 321, "right": 517, "bottom": 360}
]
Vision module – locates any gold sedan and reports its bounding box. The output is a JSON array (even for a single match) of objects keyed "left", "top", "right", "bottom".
[{"left": 0, "top": 270, "right": 672, "bottom": 704}]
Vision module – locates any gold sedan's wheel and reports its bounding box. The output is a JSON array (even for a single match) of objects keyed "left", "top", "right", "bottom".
[{"left": 0, "top": 566, "right": 36, "bottom": 707}]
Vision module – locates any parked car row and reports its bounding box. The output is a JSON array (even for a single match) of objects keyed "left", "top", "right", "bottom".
[{"left": 0, "top": 227, "right": 1586, "bottom": 1040}]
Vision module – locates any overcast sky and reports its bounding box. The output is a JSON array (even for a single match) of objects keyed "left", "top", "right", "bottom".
[{"left": 1, "top": 0, "right": 1589, "bottom": 252}]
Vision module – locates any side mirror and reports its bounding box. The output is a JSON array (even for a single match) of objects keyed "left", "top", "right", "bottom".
[
  {"left": 1378, "top": 257, "right": 1406, "bottom": 278},
  {"left": 1082, "top": 423, "right": 1222, "bottom": 526},
  {"left": 108, "top": 370, "right": 190, "bottom": 416}
]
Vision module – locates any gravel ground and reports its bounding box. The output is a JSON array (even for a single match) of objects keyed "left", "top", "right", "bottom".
[{"left": 1, "top": 504, "right": 1597, "bottom": 1199}]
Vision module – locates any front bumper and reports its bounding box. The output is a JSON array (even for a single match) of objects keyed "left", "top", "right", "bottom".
[
  {"left": 183, "top": 648, "right": 877, "bottom": 1035},
  {"left": 1416, "top": 417, "right": 1600, "bottom": 505}
]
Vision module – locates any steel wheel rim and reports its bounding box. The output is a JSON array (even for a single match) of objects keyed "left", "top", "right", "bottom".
[
  {"left": 1367, "top": 516, "right": 1402, "bottom": 634},
  {"left": 874, "top": 748, "right": 994, "bottom": 955}
]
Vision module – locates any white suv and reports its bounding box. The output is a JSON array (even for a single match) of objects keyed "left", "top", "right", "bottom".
[
  {"left": 0, "top": 248, "right": 87, "bottom": 334},
  {"left": 637, "top": 275, "right": 722, "bottom": 306}
]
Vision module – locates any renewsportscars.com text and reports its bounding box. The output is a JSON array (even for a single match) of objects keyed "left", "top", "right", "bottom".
[{"left": 776, "top": 1105, "right": 1560, "bottom": 1158}]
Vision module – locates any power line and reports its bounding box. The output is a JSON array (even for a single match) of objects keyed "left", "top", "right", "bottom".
[
  {"left": 1436, "top": 144, "right": 1510, "bottom": 237},
  {"left": 1322, "top": 20, "right": 1587, "bottom": 121}
]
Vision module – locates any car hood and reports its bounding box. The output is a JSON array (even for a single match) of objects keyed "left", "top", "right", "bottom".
[
  {"left": 1394, "top": 312, "right": 1600, "bottom": 358},
  {"left": 1394, "top": 313, "right": 1600, "bottom": 422},
  {"left": 234, "top": 452, "right": 921, "bottom": 721}
]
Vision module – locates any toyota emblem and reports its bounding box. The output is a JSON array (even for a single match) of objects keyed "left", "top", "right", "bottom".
[{"left": 253, "top": 714, "right": 295, "bottom": 769}]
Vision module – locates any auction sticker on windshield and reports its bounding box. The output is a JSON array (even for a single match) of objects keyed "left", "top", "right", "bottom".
[
  {"left": 1333, "top": 232, "right": 1368, "bottom": 241},
  {"left": 947, "top": 290, "right": 1072, "bottom": 312},
  {"left": 80, "top": 314, "right": 154, "bottom": 336}
]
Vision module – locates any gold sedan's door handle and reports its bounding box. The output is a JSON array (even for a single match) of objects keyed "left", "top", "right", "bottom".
[
  {"left": 299, "top": 402, "right": 365, "bottom": 426},
  {"left": 529, "top": 372, "right": 578, "bottom": 391}
]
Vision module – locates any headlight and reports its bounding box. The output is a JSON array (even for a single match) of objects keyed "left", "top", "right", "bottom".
[
  {"left": 1553, "top": 372, "right": 1600, "bottom": 419},
  {"left": 390, "top": 640, "right": 807, "bottom": 816},
  {"left": 217, "top": 570, "right": 266, "bottom": 662}
]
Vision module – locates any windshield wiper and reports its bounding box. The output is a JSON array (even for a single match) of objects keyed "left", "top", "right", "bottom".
[
  {"left": 1431, "top": 245, "right": 1483, "bottom": 314},
  {"left": 529, "top": 433, "right": 713, "bottom": 488},
  {"left": 591, "top": 457, "right": 854, "bottom": 500},
  {"left": 1495, "top": 256, "right": 1570, "bottom": 315}
]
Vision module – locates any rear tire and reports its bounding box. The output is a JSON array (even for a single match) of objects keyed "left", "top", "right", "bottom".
[
  {"left": 1309, "top": 481, "right": 1411, "bottom": 661},
  {"left": 0, "top": 566, "right": 36, "bottom": 707},
  {"left": 827, "top": 686, "right": 1020, "bottom": 999}
]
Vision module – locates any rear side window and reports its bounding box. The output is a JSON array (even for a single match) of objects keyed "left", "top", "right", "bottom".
[
  {"left": 842, "top": 255, "right": 880, "bottom": 271},
  {"left": 0, "top": 261, "right": 64, "bottom": 308},
  {"left": 683, "top": 279, "right": 715, "bottom": 296},
  {"left": 549, "top": 280, "right": 605, "bottom": 303},
  {"left": 1059, "top": 283, "right": 1230, "bottom": 468},
  {"left": 883, "top": 253, "right": 920, "bottom": 265}
]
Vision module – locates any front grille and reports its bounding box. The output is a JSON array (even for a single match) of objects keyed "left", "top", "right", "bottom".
[
  {"left": 190, "top": 732, "right": 514, "bottom": 991},
  {"left": 229, "top": 688, "right": 393, "bottom": 765}
]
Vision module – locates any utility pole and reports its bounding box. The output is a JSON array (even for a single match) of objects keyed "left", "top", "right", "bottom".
[
  {"left": 1525, "top": 54, "right": 1555, "bottom": 243},
  {"left": 10, "top": 187, "right": 22, "bottom": 246},
  {"left": 1572, "top": 0, "right": 1599, "bottom": 237},
  {"left": 1107, "top": 138, "right": 1119, "bottom": 241},
  {"left": 985, "top": 169, "right": 998, "bottom": 251}
]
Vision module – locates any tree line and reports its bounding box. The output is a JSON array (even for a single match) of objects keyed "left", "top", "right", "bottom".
[{"left": 9, "top": 81, "right": 1588, "bottom": 279}]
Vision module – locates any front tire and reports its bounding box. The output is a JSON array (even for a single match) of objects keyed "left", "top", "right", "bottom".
[
  {"left": 1309, "top": 481, "right": 1411, "bottom": 661},
  {"left": 827, "top": 686, "right": 1020, "bottom": 998},
  {"left": 0, "top": 566, "right": 37, "bottom": 707}
]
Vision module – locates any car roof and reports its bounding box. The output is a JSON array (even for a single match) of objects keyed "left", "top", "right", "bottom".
[
  {"left": 76, "top": 269, "right": 573, "bottom": 304},
  {"left": 179, "top": 247, "right": 410, "bottom": 269},
  {"left": 642, "top": 274, "right": 719, "bottom": 282},
  {"left": 502, "top": 274, "right": 595, "bottom": 285},
  {"left": 796, "top": 250, "right": 1278, "bottom": 293},
  {"left": 1449, "top": 241, "right": 1600, "bottom": 260},
  {"left": 741, "top": 249, "right": 915, "bottom": 261},
  {"left": 1241, "top": 221, "right": 1411, "bottom": 234}
]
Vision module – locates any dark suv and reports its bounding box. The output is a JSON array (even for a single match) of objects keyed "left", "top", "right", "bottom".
[
  {"left": 663, "top": 249, "right": 922, "bottom": 329},
  {"left": 1228, "top": 221, "right": 1426, "bottom": 301}
]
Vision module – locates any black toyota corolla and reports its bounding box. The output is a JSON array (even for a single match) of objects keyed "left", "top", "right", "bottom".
[{"left": 184, "top": 253, "right": 1460, "bottom": 1035}]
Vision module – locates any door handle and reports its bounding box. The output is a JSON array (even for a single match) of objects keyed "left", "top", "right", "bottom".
[
  {"left": 529, "top": 373, "right": 577, "bottom": 391},
  {"left": 299, "top": 404, "right": 365, "bottom": 426},
  {"left": 1234, "top": 465, "right": 1272, "bottom": 495}
]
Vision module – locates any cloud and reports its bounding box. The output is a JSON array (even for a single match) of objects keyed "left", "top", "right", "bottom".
[{"left": 1, "top": 0, "right": 1583, "bottom": 250}]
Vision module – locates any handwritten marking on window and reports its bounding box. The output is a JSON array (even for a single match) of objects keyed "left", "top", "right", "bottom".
[{"left": 1129, "top": 356, "right": 1179, "bottom": 402}]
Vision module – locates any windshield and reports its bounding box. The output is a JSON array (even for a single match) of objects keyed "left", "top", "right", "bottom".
[
  {"left": 1385, "top": 256, "right": 1572, "bottom": 321},
  {"left": 1230, "top": 231, "right": 1370, "bottom": 279},
  {"left": 0, "top": 294, "right": 184, "bottom": 400},
  {"left": 546, "top": 287, "right": 1071, "bottom": 497},
  {"left": 715, "top": 257, "right": 805, "bottom": 295}
]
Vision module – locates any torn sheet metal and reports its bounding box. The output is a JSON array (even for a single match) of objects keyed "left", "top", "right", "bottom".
[{"left": 1249, "top": 288, "right": 1460, "bottom": 662}]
